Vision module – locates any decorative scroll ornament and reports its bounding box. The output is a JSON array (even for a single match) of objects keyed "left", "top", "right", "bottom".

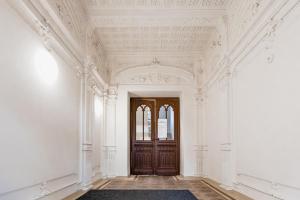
[
  {"left": 264, "top": 18, "right": 283, "bottom": 64},
  {"left": 129, "top": 72, "right": 184, "bottom": 85},
  {"left": 152, "top": 57, "right": 160, "bottom": 65},
  {"left": 251, "top": 0, "right": 262, "bottom": 16},
  {"left": 34, "top": 18, "right": 51, "bottom": 50}
]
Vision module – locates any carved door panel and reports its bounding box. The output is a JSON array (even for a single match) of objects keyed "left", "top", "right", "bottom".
[
  {"left": 130, "top": 98, "right": 180, "bottom": 175},
  {"left": 130, "top": 99, "right": 155, "bottom": 175},
  {"left": 155, "top": 98, "right": 179, "bottom": 175}
]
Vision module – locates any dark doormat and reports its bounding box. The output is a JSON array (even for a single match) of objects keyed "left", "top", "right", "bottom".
[{"left": 77, "top": 190, "right": 198, "bottom": 200}]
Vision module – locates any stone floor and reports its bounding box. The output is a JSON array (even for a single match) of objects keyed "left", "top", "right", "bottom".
[
  {"left": 64, "top": 176, "right": 252, "bottom": 200},
  {"left": 101, "top": 176, "right": 229, "bottom": 200}
]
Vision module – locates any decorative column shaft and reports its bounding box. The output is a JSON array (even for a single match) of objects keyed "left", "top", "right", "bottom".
[
  {"left": 200, "top": 88, "right": 208, "bottom": 178},
  {"left": 103, "top": 86, "right": 117, "bottom": 178},
  {"left": 80, "top": 69, "right": 94, "bottom": 189}
]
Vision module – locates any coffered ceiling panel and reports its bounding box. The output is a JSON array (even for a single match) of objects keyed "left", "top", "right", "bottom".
[
  {"left": 96, "top": 26, "right": 214, "bottom": 53},
  {"left": 81, "top": 0, "right": 229, "bottom": 71},
  {"left": 85, "top": 0, "right": 229, "bottom": 9}
]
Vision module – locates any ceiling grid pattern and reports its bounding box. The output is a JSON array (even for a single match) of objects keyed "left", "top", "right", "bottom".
[{"left": 81, "top": 0, "right": 230, "bottom": 71}]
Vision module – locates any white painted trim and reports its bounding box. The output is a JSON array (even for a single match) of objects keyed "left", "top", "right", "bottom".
[
  {"left": 235, "top": 173, "right": 300, "bottom": 200},
  {"left": 0, "top": 173, "right": 78, "bottom": 200},
  {"left": 203, "top": 0, "right": 299, "bottom": 91}
]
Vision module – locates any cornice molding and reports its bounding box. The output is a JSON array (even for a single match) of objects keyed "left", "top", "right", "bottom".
[
  {"left": 203, "top": 0, "right": 299, "bottom": 90},
  {"left": 8, "top": 0, "right": 109, "bottom": 85}
]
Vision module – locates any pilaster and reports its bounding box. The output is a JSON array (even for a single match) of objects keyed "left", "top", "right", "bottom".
[
  {"left": 102, "top": 86, "right": 118, "bottom": 178},
  {"left": 219, "top": 63, "right": 236, "bottom": 190}
]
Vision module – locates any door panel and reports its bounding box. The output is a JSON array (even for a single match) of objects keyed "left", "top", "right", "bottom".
[
  {"left": 155, "top": 98, "right": 179, "bottom": 175},
  {"left": 130, "top": 98, "right": 180, "bottom": 176},
  {"left": 131, "top": 99, "right": 155, "bottom": 175}
]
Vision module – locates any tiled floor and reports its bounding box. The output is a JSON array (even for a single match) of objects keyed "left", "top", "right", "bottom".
[
  {"left": 102, "top": 176, "right": 229, "bottom": 200},
  {"left": 64, "top": 176, "right": 252, "bottom": 200}
]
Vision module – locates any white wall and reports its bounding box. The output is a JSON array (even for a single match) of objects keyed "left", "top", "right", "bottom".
[
  {"left": 202, "top": 2, "right": 300, "bottom": 199},
  {"left": 0, "top": 1, "right": 81, "bottom": 199},
  {"left": 205, "top": 81, "right": 228, "bottom": 183},
  {"left": 234, "top": 8, "right": 300, "bottom": 199}
]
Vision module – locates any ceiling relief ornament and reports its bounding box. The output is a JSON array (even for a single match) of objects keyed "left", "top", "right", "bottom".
[
  {"left": 81, "top": 0, "right": 228, "bottom": 74},
  {"left": 46, "top": 0, "right": 87, "bottom": 48},
  {"left": 45, "top": 0, "right": 109, "bottom": 80},
  {"left": 33, "top": 17, "right": 52, "bottom": 50},
  {"left": 85, "top": 25, "right": 109, "bottom": 79},
  {"left": 95, "top": 26, "right": 214, "bottom": 53},
  {"left": 129, "top": 73, "right": 183, "bottom": 85},
  {"left": 112, "top": 64, "right": 194, "bottom": 85},
  {"left": 107, "top": 54, "right": 197, "bottom": 73},
  {"left": 90, "top": 16, "right": 220, "bottom": 27},
  {"left": 84, "top": 0, "right": 229, "bottom": 9},
  {"left": 227, "top": 0, "right": 268, "bottom": 48}
]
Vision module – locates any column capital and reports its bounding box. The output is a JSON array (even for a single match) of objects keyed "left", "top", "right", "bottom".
[{"left": 194, "top": 88, "right": 204, "bottom": 104}]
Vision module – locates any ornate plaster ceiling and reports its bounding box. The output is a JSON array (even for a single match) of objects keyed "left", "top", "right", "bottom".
[{"left": 82, "top": 0, "right": 230, "bottom": 71}]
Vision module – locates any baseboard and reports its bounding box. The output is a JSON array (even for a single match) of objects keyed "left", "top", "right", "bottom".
[
  {"left": 235, "top": 173, "right": 300, "bottom": 200},
  {"left": 63, "top": 179, "right": 109, "bottom": 200},
  {"left": 201, "top": 178, "right": 253, "bottom": 200},
  {"left": 0, "top": 173, "right": 79, "bottom": 200}
]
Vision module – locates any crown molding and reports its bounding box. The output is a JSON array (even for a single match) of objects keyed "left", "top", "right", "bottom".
[
  {"left": 202, "top": 0, "right": 299, "bottom": 90},
  {"left": 8, "top": 0, "right": 109, "bottom": 86}
]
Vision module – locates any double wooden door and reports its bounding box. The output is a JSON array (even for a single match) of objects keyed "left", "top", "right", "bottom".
[{"left": 130, "top": 98, "right": 180, "bottom": 175}]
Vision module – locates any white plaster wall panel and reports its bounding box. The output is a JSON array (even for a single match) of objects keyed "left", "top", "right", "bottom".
[
  {"left": 205, "top": 81, "right": 228, "bottom": 183},
  {"left": 114, "top": 86, "right": 131, "bottom": 176},
  {"left": 180, "top": 87, "right": 198, "bottom": 176},
  {"left": 105, "top": 99, "right": 116, "bottom": 147},
  {"left": 92, "top": 95, "right": 102, "bottom": 180},
  {"left": 0, "top": 1, "right": 80, "bottom": 199},
  {"left": 233, "top": 7, "right": 300, "bottom": 198}
]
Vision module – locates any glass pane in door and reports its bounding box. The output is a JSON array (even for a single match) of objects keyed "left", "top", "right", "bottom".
[
  {"left": 167, "top": 106, "right": 174, "bottom": 140},
  {"left": 144, "top": 106, "right": 151, "bottom": 140},
  {"left": 158, "top": 105, "right": 175, "bottom": 140},
  {"left": 136, "top": 106, "right": 143, "bottom": 140}
]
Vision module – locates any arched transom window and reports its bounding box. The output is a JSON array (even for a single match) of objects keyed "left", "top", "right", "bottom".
[{"left": 158, "top": 104, "right": 174, "bottom": 140}]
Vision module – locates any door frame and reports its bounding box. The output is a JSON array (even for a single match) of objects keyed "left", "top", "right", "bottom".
[{"left": 130, "top": 97, "right": 180, "bottom": 175}]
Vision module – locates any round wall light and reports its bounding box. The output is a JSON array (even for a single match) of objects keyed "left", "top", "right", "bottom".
[{"left": 35, "top": 48, "right": 58, "bottom": 85}]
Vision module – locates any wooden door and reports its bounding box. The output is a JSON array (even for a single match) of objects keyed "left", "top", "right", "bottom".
[
  {"left": 154, "top": 98, "right": 180, "bottom": 175},
  {"left": 130, "top": 98, "right": 180, "bottom": 175},
  {"left": 130, "top": 98, "right": 155, "bottom": 175}
]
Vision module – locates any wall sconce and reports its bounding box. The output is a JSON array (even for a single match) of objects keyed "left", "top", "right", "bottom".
[{"left": 35, "top": 48, "right": 58, "bottom": 85}]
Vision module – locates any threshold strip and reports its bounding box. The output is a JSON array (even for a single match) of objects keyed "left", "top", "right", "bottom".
[{"left": 201, "top": 180, "right": 235, "bottom": 200}]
